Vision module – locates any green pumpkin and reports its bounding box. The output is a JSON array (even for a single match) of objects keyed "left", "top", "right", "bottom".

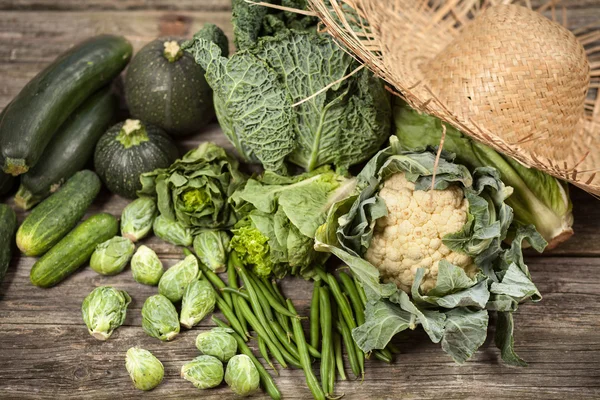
[
  {"left": 94, "top": 119, "right": 178, "bottom": 198},
  {"left": 125, "top": 27, "right": 228, "bottom": 137}
]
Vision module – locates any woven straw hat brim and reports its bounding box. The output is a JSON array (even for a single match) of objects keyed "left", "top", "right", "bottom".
[{"left": 306, "top": 0, "right": 600, "bottom": 195}]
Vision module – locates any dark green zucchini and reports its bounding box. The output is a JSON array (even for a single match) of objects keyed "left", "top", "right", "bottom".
[
  {"left": 0, "top": 172, "right": 13, "bottom": 197},
  {"left": 30, "top": 213, "right": 118, "bottom": 288},
  {"left": 0, "top": 204, "right": 17, "bottom": 284},
  {"left": 125, "top": 25, "right": 228, "bottom": 136},
  {"left": 17, "top": 170, "right": 101, "bottom": 257},
  {"left": 0, "top": 35, "right": 132, "bottom": 176},
  {"left": 15, "top": 87, "right": 117, "bottom": 210},
  {"left": 94, "top": 119, "right": 178, "bottom": 199}
]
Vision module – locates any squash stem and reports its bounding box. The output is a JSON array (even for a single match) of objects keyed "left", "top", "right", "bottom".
[
  {"left": 116, "top": 119, "right": 149, "bottom": 149},
  {"left": 14, "top": 184, "right": 43, "bottom": 211},
  {"left": 3, "top": 157, "right": 28, "bottom": 176},
  {"left": 163, "top": 40, "right": 183, "bottom": 62}
]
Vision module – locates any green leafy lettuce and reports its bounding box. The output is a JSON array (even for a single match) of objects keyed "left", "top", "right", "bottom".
[
  {"left": 138, "top": 142, "right": 246, "bottom": 234},
  {"left": 230, "top": 166, "right": 348, "bottom": 278},
  {"left": 393, "top": 101, "right": 573, "bottom": 248},
  {"left": 183, "top": 31, "right": 391, "bottom": 174},
  {"left": 315, "top": 137, "right": 547, "bottom": 365}
]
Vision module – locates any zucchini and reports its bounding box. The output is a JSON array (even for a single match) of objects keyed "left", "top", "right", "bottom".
[
  {"left": 15, "top": 87, "right": 117, "bottom": 210},
  {"left": 17, "top": 170, "right": 101, "bottom": 257},
  {"left": 30, "top": 213, "right": 118, "bottom": 288},
  {"left": 0, "top": 35, "right": 132, "bottom": 176},
  {"left": 0, "top": 205, "right": 17, "bottom": 284},
  {"left": 0, "top": 171, "right": 13, "bottom": 197}
]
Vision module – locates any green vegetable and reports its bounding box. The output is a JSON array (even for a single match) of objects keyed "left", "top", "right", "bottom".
[
  {"left": 319, "top": 286, "right": 333, "bottom": 395},
  {"left": 180, "top": 279, "right": 216, "bottom": 328},
  {"left": 0, "top": 35, "right": 132, "bottom": 176},
  {"left": 315, "top": 137, "right": 546, "bottom": 364},
  {"left": 195, "top": 327, "right": 238, "bottom": 362},
  {"left": 94, "top": 119, "right": 178, "bottom": 198},
  {"left": 81, "top": 286, "right": 131, "bottom": 340},
  {"left": 158, "top": 254, "right": 200, "bottom": 303},
  {"left": 181, "top": 355, "right": 224, "bottom": 389},
  {"left": 138, "top": 142, "right": 246, "bottom": 233},
  {"left": 184, "top": 30, "right": 391, "bottom": 174},
  {"left": 230, "top": 167, "right": 344, "bottom": 278},
  {"left": 30, "top": 213, "right": 118, "bottom": 288},
  {"left": 225, "top": 354, "right": 260, "bottom": 396},
  {"left": 15, "top": 87, "right": 117, "bottom": 210},
  {"left": 141, "top": 294, "right": 180, "bottom": 341},
  {"left": 193, "top": 230, "right": 230, "bottom": 273},
  {"left": 213, "top": 316, "right": 282, "bottom": 400},
  {"left": 393, "top": 101, "right": 573, "bottom": 249},
  {"left": 125, "top": 347, "right": 164, "bottom": 391},
  {"left": 121, "top": 197, "right": 157, "bottom": 242},
  {"left": 131, "top": 245, "right": 164, "bottom": 285},
  {"left": 125, "top": 25, "right": 228, "bottom": 136},
  {"left": 90, "top": 236, "right": 135, "bottom": 276},
  {"left": 17, "top": 170, "right": 101, "bottom": 257},
  {"left": 0, "top": 205, "right": 17, "bottom": 284},
  {"left": 152, "top": 215, "right": 193, "bottom": 246}
]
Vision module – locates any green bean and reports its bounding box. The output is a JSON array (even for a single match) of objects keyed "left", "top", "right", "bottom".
[
  {"left": 334, "top": 331, "right": 346, "bottom": 381},
  {"left": 319, "top": 286, "right": 333, "bottom": 395},
  {"left": 374, "top": 348, "right": 394, "bottom": 363},
  {"left": 248, "top": 270, "right": 300, "bottom": 319},
  {"left": 270, "top": 279, "right": 294, "bottom": 340},
  {"left": 269, "top": 316, "right": 302, "bottom": 362},
  {"left": 258, "top": 337, "right": 277, "bottom": 372},
  {"left": 339, "top": 271, "right": 365, "bottom": 326},
  {"left": 387, "top": 343, "right": 400, "bottom": 354},
  {"left": 215, "top": 292, "right": 248, "bottom": 341},
  {"left": 262, "top": 277, "right": 281, "bottom": 302},
  {"left": 306, "top": 343, "right": 321, "bottom": 359},
  {"left": 287, "top": 299, "right": 326, "bottom": 400},
  {"left": 213, "top": 317, "right": 282, "bottom": 400},
  {"left": 236, "top": 297, "right": 288, "bottom": 368},
  {"left": 336, "top": 317, "right": 360, "bottom": 379},
  {"left": 220, "top": 287, "right": 250, "bottom": 300},
  {"left": 354, "top": 275, "right": 367, "bottom": 307},
  {"left": 271, "top": 279, "right": 287, "bottom": 304},
  {"left": 227, "top": 256, "right": 238, "bottom": 289},
  {"left": 238, "top": 266, "right": 280, "bottom": 344},
  {"left": 327, "top": 273, "right": 364, "bottom": 378},
  {"left": 234, "top": 295, "right": 249, "bottom": 337},
  {"left": 310, "top": 280, "right": 321, "bottom": 350}
]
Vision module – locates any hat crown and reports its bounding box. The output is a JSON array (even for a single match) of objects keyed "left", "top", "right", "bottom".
[{"left": 422, "top": 5, "right": 590, "bottom": 158}]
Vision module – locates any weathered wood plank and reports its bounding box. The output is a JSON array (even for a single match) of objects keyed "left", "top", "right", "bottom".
[{"left": 0, "top": 258, "right": 599, "bottom": 399}]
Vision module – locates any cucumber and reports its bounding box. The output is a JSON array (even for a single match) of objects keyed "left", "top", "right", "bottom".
[
  {"left": 30, "top": 213, "right": 118, "bottom": 288},
  {"left": 15, "top": 87, "right": 117, "bottom": 210},
  {"left": 0, "top": 35, "right": 132, "bottom": 176},
  {"left": 0, "top": 205, "right": 17, "bottom": 284},
  {"left": 17, "top": 170, "right": 101, "bottom": 257}
]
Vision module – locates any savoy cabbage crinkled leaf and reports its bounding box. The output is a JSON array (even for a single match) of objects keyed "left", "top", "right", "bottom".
[
  {"left": 315, "top": 137, "right": 546, "bottom": 364},
  {"left": 184, "top": 31, "right": 391, "bottom": 174}
]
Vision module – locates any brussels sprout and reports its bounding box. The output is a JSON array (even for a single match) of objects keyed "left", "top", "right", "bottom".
[
  {"left": 158, "top": 254, "right": 200, "bottom": 303},
  {"left": 153, "top": 215, "right": 193, "bottom": 246},
  {"left": 142, "top": 294, "right": 180, "bottom": 341},
  {"left": 121, "top": 197, "right": 157, "bottom": 242},
  {"left": 180, "top": 355, "right": 224, "bottom": 389},
  {"left": 195, "top": 327, "right": 237, "bottom": 362},
  {"left": 90, "top": 236, "right": 135, "bottom": 275},
  {"left": 180, "top": 279, "right": 216, "bottom": 329},
  {"left": 125, "top": 347, "right": 164, "bottom": 391},
  {"left": 193, "top": 230, "right": 230, "bottom": 273},
  {"left": 225, "top": 354, "right": 260, "bottom": 396},
  {"left": 131, "top": 245, "right": 164, "bottom": 285},
  {"left": 81, "top": 286, "right": 131, "bottom": 340}
]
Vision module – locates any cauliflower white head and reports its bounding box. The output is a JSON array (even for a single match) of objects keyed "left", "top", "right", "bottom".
[{"left": 365, "top": 173, "right": 477, "bottom": 293}]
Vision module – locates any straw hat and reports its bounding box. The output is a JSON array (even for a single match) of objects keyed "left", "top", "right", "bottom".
[{"left": 306, "top": 0, "right": 600, "bottom": 195}]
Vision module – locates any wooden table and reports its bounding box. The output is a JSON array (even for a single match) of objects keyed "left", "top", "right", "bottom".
[{"left": 0, "top": 1, "right": 599, "bottom": 399}]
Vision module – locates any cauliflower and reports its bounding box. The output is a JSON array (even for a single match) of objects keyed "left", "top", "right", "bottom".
[{"left": 365, "top": 173, "right": 477, "bottom": 293}]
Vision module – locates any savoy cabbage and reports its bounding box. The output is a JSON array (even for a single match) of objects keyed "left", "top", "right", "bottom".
[{"left": 184, "top": 30, "right": 391, "bottom": 174}]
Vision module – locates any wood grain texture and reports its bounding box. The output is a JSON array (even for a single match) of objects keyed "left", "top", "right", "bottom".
[{"left": 0, "top": 0, "right": 599, "bottom": 399}]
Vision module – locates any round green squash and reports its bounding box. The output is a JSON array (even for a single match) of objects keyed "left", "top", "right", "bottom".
[
  {"left": 94, "top": 119, "right": 178, "bottom": 199},
  {"left": 125, "top": 36, "right": 214, "bottom": 136}
]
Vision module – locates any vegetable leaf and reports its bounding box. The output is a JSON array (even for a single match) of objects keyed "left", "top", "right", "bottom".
[
  {"left": 352, "top": 300, "right": 413, "bottom": 352},
  {"left": 494, "top": 311, "right": 528, "bottom": 367},
  {"left": 441, "top": 308, "right": 489, "bottom": 364}
]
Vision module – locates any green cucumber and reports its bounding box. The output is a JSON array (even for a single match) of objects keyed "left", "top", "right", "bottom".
[
  {"left": 15, "top": 87, "right": 117, "bottom": 210},
  {"left": 0, "top": 35, "right": 132, "bottom": 176},
  {"left": 30, "top": 213, "right": 118, "bottom": 288},
  {"left": 0, "top": 205, "right": 17, "bottom": 284},
  {"left": 17, "top": 170, "right": 101, "bottom": 257}
]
